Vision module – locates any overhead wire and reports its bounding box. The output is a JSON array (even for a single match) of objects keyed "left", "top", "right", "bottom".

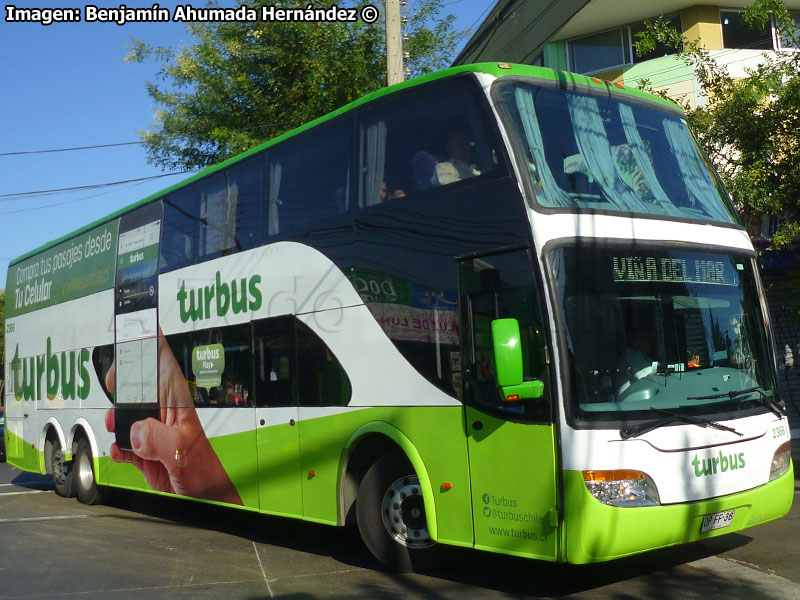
[
  {"left": 466, "top": 1, "right": 496, "bottom": 33},
  {"left": 0, "top": 171, "right": 194, "bottom": 202},
  {"left": 495, "top": 0, "right": 568, "bottom": 63},
  {"left": 0, "top": 141, "right": 142, "bottom": 157},
  {"left": 0, "top": 174, "right": 193, "bottom": 216}
]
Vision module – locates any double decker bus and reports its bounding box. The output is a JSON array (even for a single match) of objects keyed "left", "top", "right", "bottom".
[{"left": 4, "top": 63, "right": 793, "bottom": 571}]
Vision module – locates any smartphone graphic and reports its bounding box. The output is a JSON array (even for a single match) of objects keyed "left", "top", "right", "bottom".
[{"left": 114, "top": 201, "right": 162, "bottom": 450}]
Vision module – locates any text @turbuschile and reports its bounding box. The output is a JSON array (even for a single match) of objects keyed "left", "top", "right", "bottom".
[{"left": 4, "top": 3, "right": 381, "bottom": 26}]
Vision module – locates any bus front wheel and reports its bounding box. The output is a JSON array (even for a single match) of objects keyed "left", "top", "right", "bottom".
[
  {"left": 46, "top": 438, "right": 75, "bottom": 498},
  {"left": 75, "top": 438, "right": 106, "bottom": 505},
  {"left": 356, "top": 452, "right": 437, "bottom": 572}
]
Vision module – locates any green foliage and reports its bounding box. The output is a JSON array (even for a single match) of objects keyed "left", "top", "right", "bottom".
[
  {"left": 128, "top": 0, "right": 467, "bottom": 170},
  {"left": 634, "top": 0, "right": 800, "bottom": 248}
]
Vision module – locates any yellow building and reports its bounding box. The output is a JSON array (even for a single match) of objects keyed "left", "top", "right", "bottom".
[{"left": 455, "top": 1, "right": 800, "bottom": 107}]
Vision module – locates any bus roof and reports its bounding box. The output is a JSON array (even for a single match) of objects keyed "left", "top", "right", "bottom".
[{"left": 10, "top": 62, "right": 682, "bottom": 266}]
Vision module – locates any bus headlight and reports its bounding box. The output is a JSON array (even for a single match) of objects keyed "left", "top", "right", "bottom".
[
  {"left": 582, "top": 470, "right": 661, "bottom": 507},
  {"left": 769, "top": 441, "right": 791, "bottom": 481}
]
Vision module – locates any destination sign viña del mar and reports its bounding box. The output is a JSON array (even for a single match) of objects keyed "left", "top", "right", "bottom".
[{"left": 611, "top": 254, "right": 739, "bottom": 286}]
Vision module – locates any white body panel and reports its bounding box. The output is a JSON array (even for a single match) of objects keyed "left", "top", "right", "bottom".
[
  {"left": 529, "top": 211, "right": 754, "bottom": 253},
  {"left": 4, "top": 240, "right": 462, "bottom": 459},
  {"left": 158, "top": 242, "right": 460, "bottom": 409},
  {"left": 558, "top": 412, "right": 790, "bottom": 503},
  {"left": 5, "top": 289, "right": 114, "bottom": 411}
]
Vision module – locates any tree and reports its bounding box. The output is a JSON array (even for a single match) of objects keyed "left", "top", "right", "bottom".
[
  {"left": 127, "top": 0, "right": 466, "bottom": 171},
  {"left": 634, "top": 0, "right": 800, "bottom": 247}
]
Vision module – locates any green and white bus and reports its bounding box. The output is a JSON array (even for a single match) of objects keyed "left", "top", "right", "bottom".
[{"left": 4, "top": 63, "right": 793, "bottom": 571}]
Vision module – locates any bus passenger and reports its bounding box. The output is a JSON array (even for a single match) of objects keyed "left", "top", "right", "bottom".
[
  {"left": 379, "top": 181, "right": 406, "bottom": 202},
  {"left": 436, "top": 129, "right": 481, "bottom": 185}
]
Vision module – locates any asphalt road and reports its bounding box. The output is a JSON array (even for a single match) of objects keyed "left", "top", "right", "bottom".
[{"left": 1, "top": 454, "right": 798, "bottom": 599}]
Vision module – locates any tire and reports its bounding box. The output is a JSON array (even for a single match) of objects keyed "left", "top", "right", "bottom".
[
  {"left": 75, "top": 438, "right": 106, "bottom": 505},
  {"left": 46, "top": 437, "right": 76, "bottom": 498},
  {"left": 356, "top": 452, "right": 438, "bottom": 572}
]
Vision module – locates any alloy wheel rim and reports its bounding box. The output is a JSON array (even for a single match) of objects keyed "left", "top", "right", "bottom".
[
  {"left": 77, "top": 450, "right": 93, "bottom": 490},
  {"left": 381, "top": 475, "right": 434, "bottom": 549}
]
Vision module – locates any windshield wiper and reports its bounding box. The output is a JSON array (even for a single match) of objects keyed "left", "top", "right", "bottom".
[
  {"left": 686, "top": 386, "right": 785, "bottom": 418},
  {"left": 620, "top": 407, "right": 743, "bottom": 440}
]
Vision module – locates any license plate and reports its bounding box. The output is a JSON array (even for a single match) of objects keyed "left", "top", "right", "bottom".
[{"left": 700, "top": 509, "right": 734, "bottom": 533}]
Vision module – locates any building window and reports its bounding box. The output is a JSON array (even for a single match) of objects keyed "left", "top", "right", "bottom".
[
  {"left": 778, "top": 11, "right": 800, "bottom": 49},
  {"left": 630, "top": 14, "right": 682, "bottom": 63},
  {"left": 569, "top": 29, "right": 631, "bottom": 74},
  {"left": 567, "top": 14, "right": 682, "bottom": 75},
  {"left": 721, "top": 10, "right": 774, "bottom": 50}
]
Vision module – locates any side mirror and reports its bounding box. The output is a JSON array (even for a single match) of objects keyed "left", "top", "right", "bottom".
[{"left": 491, "top": 318, "right": 544, "bottom": 402}]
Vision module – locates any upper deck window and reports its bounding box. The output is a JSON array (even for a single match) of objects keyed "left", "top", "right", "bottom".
[
  {"left": 357, "top": 77, "right": 502, "bottom": 208},
  {"left": 266, "top": 118, "right": 352, "bottom": 237},
  {"left": 160, "top": 155, "right": 265, "bottom": 273},
  {"left": 497, "top": 82, "right": 737, "bottom": 224}
]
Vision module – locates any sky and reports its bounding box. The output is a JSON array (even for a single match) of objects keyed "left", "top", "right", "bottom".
[{"left": 0, "top": 0, "right": 496, "bottom": 289}]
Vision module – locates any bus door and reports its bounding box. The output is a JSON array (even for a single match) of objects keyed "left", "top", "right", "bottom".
[
  {"left": 457, "top": 248, "right": 559, "bottom": 560},
  {"left": 252, "top": 317, "right": 303, "bottom": 517}
]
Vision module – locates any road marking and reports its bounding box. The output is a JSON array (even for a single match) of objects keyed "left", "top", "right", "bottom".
[
  {"left": 0, "top": 514, "right": 89, "bottom": 523},
  {"left": 0, "top": 483, "right": 45, "bottom": 487},
  {"left": 0, "top": 490, "right": 50, "bottom": 496},
  {"left": 252, "top": 541, "right": 274, "bottom": 598},
  {"left": 288, "top": 568, "right": 367, "bottom": 579}
]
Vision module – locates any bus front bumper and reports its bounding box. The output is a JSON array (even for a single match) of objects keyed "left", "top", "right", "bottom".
[{"left": 561, "top": 463, "right": 794, "bottom": 564}]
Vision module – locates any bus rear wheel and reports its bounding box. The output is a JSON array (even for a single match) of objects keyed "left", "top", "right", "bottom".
[
  {"left": 75, "top": 438, "right": 106, "bottom": 505},
  {"left": 46, "top": 438, "right": 75, "bottom": 498},
  {"left": 356, "top": 452, "right": 437, "bottom": 572}
]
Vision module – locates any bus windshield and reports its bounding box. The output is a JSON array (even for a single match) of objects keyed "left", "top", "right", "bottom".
[
  {"left": 551, "top": 244, "right": 778, "bottom": 420},
  {"left": 497, "top": 81, "right": 737, "bottom": 223}
]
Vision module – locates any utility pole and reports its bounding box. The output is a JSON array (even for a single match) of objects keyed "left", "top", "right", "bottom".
[{"left": 385, "top": 0, "right": 403, "bottom": 85}]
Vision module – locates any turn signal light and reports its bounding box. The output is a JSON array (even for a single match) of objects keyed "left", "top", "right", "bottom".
[{"left": 583, "top": 469, "right": 646, "bottom": 482}]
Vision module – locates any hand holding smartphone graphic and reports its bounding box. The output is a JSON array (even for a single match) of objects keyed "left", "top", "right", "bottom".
[{"left": 105, "top": 331, "right": 243, "bottom": 505}]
